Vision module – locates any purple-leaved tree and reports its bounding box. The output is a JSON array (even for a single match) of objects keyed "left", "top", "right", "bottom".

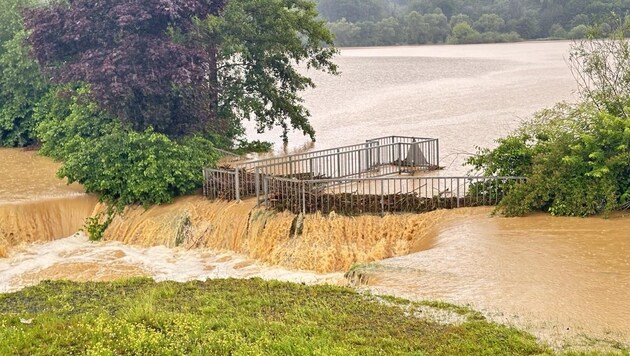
[{"left": 23, "top": 0, "right": 228, "bottom": 137}]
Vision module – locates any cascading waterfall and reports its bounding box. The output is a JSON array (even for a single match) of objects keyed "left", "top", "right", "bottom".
[{"left": 101, "top": 196, "right": 451, "bottom": 273}]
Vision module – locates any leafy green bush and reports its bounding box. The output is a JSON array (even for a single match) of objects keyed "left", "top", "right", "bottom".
[
  {"left": 58, "top": 129, "right": 219, "bottom": 207},
  {"left": 35, "top": 85, "right": 119, "bottom": 159},
  {"left": 448, "top": 22, "right": 481, "bottom": 44},
  {"left": 468, "top": 103, "right": 630, "bottom": 216},
  {"left": 0, "top": 31, "right": 49, "bottom": 147},
  {"left": 84, "top": 207, "right": 116, "bottom": 241},
  {"left": 35, "top": 86, "right": 219, "bottom": 207}
]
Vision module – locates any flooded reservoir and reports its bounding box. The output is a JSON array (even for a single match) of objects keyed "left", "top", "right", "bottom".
[
  {"left": 1, "top": 41, "right": 629, "bottom": 350},
  {"left": 250, "top": 41, "right": 577, "bottom": 175}
]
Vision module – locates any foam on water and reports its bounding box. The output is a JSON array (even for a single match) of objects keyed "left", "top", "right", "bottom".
[{"left": 0, "top": 233, "right": 344, "bottom": 293}]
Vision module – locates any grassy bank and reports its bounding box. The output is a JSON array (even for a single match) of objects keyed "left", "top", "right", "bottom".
[{"left": 0, "top": 278, "right": 548, "bottom": 355}]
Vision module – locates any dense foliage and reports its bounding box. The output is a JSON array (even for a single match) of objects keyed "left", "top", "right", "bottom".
[
  {"left": 0, "top": 0, "right": 337, "bottom": 217},
  {"left": 469, "top": 104, "right": 630, "bottom": 216},
  {"left": 468, "top": 32, "right": 630, "bottom": 216},
  {"left": 22, "top": 0, "right": 337, "bottom": 142},
  {"left": 23, "top": 0, "right": 228, "bottom": 138},
  {"left": 0, "top": 0, "right": 46, "bottom": 146},
  {"left": 0, "top": 278, "right": 547, "bottom": 354},
  {"left": 0, "top": 0, "right": 37, "bottom": 54},
  {"left": 34, "top": 86, "right": 219, "bottom": 207},
  {"left": 316, "top": 0, "right": 630, "bottom": 46},
  {"left": 0, "top": 31, "right": 49, "bottom": 146}
]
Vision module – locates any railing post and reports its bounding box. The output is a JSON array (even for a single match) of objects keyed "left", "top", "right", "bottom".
[
  {"left": 255, "top": 167, "right": 260, "bottom": 206},
  {"left": 289, "top": 156, "right": 293, "bottom": 177},
  {"left": 263, "top": 176, "right": 269, "bottom": 208},
  {"left": 366, "top": 143, "right": 370, "bottom": 170},
  {"left": 202, "top": 168, "right": 207, "bottom": 197},
  {"left": 358, "top": 147, "right": 363, "bottom": 178},
  {"left": 337, "top": 149, "right": 341, "bottom": 178},
  {"left": 495, "top": 176, "right": 499, "bottom": 205},
  {"left": 302, "top": 181, "right": 306, "bottom": 214},
  {"left": 457, "top": 177, "right": 460, "bottom": 208},
  {"left": 436, "top": 139, "right": 440, "bottom": 169},
  {"left": 390, "top": 140, "right": 394, "bottom": 163},
  {"left": 398, "top": 142, "right": 402, "bottom": 174},
  {"left": 380, "top": 179, "right": 385, "bottom": 216},
  {"left": 234, "top": 169, "right": 240, "bottom": 201}
]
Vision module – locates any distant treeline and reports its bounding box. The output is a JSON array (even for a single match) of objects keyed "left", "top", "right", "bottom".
[{"left": 314, "top": 0, "right": 630, "bottom": 46}]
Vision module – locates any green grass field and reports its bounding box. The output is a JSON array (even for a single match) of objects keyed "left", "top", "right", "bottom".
[{"left": 0, "top": 278, "right": 550, "bottom": 355}]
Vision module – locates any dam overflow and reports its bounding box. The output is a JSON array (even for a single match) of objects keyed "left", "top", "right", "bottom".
[{"left": 203, "top": 136, "right": 525, "bottom": 215}]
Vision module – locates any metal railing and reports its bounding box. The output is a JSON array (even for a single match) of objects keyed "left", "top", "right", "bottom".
[
  {"left": 203, "top": 136, "right": 440, "bottom": 201},
  {"left": 234, "top": 136, "right": 438, "bottom": 171},
  {"left": 261, "top": 176, "right": 526, "bottom": 215},
  {"left": 202, "top": 136, "right": 526, "bottom": 215},
  {"left": 254, "top": 140, "right": 438, "bottom": 178}
]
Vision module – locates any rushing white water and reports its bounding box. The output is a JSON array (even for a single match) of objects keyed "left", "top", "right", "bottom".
[{"left": 0, "top": 233, "right": 344, "bottom": 293}]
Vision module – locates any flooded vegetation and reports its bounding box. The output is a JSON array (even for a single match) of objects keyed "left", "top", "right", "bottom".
[{"left": 3, "top": 0, "right": 630, "bottom": 351}]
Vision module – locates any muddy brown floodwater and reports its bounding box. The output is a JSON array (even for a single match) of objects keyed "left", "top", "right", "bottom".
[
  {"left": 359, "top": 208, "right": 630, "bottom": 350},
  {"left": 247, "top": 41, "right": 577, "bottom": 175},
  {"left": 0, "top": 41, "right": 628, "bottom": 352},
  {"left": 0, "top": 148, "right": 86, "bottom": 202},
  {"left": 0, "top": 149, "right": 97, "bottom": 253}
]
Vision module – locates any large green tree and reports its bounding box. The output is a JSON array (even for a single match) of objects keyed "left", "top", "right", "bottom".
[
  {"left": 5, "top": 0, "right": 338, "bottom": 209},
  {"left": 474, "top": 13, "right": 505, "bottom": 33},
  {"left": 24, "top": 0, "right": 337, "bottom": 144},
  {"left": 202, "top": 0, "right": 338, "bottom": 143},
  {"left": 448, "top": 22, "right": 481, "bottom": 44},
  {"left": 0, "top": 0, "right": 46, "bottom": 147},
  {"left": 0, "top": 0, "right": 37, "bottom": 53}
]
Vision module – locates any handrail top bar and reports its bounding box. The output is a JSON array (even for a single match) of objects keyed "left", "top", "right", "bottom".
[
  {"left": 233, "top": 136, "right": 436, "bottom": 168},
  {"left": 213, "top": 147, "right": 241, "bottom": 158},
  {"left": 265, "top": 176, "right": 527, "bottom": 183},
  {"left": 367, "top": 135, "right": 435, "bottom": 141},
  {"left": 251, "top": 140, "right": 436, "bottom": 170},
  {"left": 204, "top": 167, "right": 236, "bottom": 172}
]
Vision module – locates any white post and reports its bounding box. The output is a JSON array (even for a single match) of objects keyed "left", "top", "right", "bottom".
[{"left": 234, "top": 169, "right": 240, "bottom": 201}]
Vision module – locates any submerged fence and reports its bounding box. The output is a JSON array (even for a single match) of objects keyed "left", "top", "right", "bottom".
[
  {"left": 203, "top": 135, "right": 524, "bottom": 215},
  {"left": 262, "top": 176, "right": 526, "bottom": 215}
]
